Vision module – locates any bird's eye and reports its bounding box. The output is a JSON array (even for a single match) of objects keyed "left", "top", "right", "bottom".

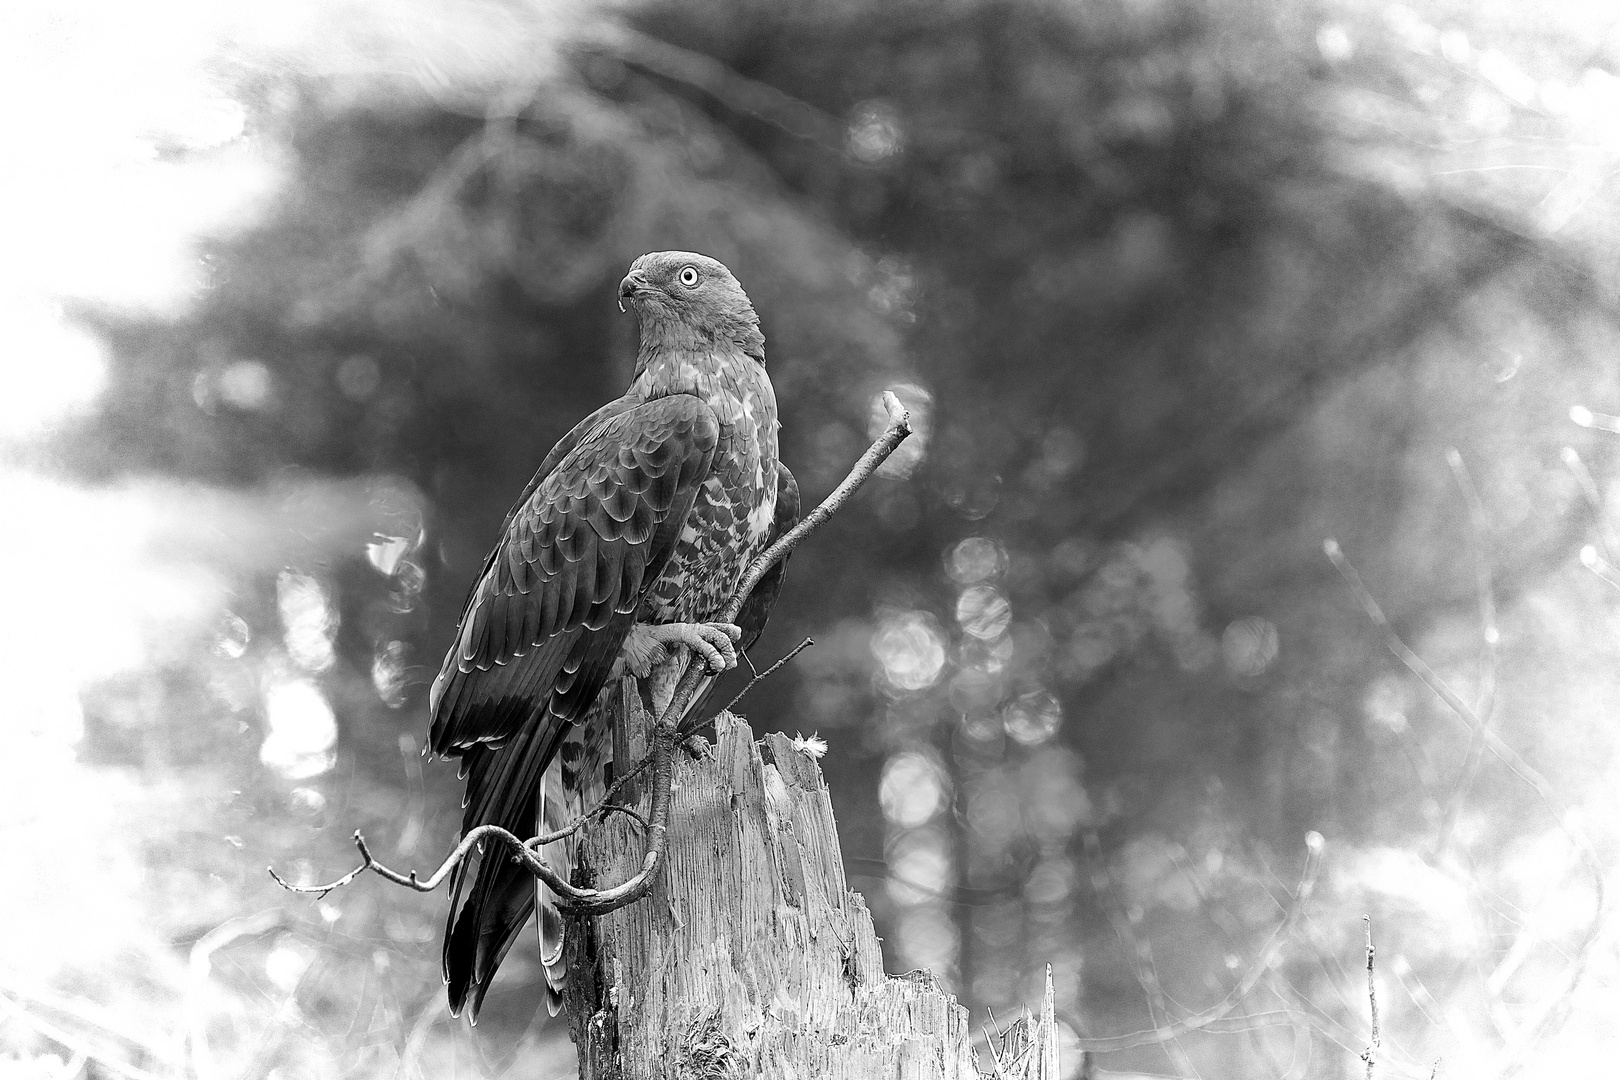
[{"left": 678, "top": 266, "right": 700, "bottom": 287}]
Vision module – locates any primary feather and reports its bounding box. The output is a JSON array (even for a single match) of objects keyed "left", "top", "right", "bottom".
[{"left": 427, "top": 252, "right": 797, "bottom": 1019}]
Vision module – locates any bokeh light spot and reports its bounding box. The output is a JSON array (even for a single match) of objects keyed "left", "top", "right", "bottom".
[
  {"left": 278, "top": 570, "right": 337, "bottom": 672},
  {"left": 372, "top": 639, "right": 410, "bottom": 708},
  {"left": 212, "top": 611, "right": 251, "bottom": 659},
  {"left": 1221, "top": 616, "right": 1279, "bottom": 676},
  {"left": 896, "top": 907, "right": 957, "bottom": 974},
  {"left": 265, "top": 935, "right": 316, "bottom": 993},
  {"left": 871, "top": 611, "right": 947, "bottom": 691},
  {"left": 946, "top": 536, "right": 1008, "bottom": 584},
  {"left": 956, "top": 585, "right": 1012, "bottom": 640},
  {"left": 880, "top": 750, "right": 948, "bottom": 827},
  {"left": 218, "top": 359, "right": 274, "bottom": 411},
  {"left": 260, "top": 678, "right": 337, "bottom": 779},
  {"left": 1003, "top": 690, "right": 1063, "bottom": 746},
  {"left": 847, "top": 99, "right": 904, "bottom": 162}
]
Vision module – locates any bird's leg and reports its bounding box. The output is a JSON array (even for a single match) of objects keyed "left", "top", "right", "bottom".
[{"left": 620, "top": 621, "right": 742, "bottom": 678}]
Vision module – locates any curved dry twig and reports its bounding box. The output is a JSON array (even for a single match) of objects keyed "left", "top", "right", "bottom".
[{"left": 270, "top": 391, "right": 912, "bottom": 918}]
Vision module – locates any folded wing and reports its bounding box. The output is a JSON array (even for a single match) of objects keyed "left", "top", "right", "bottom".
[{"left": 427, "top": 394, "right": 719, "bottom": 1019}]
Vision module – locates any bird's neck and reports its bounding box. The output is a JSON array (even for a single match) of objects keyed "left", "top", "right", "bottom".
[
  {"left": 630, "top": 338, "right": 778, "bottom": 463},
  {"left": 632, "top": 312, "right": 765, "bottom": 371}
]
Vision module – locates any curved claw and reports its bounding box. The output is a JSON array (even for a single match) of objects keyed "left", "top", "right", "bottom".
[{"left": 622, "top": 621, "right": 743, "bottom": 677}]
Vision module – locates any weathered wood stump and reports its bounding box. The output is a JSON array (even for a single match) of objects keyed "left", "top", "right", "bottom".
[{"left": 560, "top": 700, "right": 1054, "bottom": 1078}]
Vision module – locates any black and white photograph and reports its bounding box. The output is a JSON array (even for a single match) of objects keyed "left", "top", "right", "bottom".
[{"left": 3, "top": 1, "right": 1618, "bottom": 1077}]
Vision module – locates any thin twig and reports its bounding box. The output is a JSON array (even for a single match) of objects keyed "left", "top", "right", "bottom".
[
  {"left": 1362, "top": 916, "right": 1379, "bottom": 1080},
  {"left": 717, "top": 637, "right": 815, "bottom": 716},
  {"left": 270, "top": 391, "right": 912, "bottom": 919},
  {"left": 1435, "top": 449, "right": 1498, "bottom": 854},
  {"left": 1325, "top": 538, "right": 1608, "bottom": 1074},
  {"left": 598, "top": 803, "right": 650, "bottom": 833},
  {"left": 1559, "top": 445, "right": 1616, "bottom": 565},
  {"left": 728, "top": 392, "right": 912, "bottom": 625},
  {"left": 1072, "top": 832, "right": 1324, "bottom": 1054},
  {"left": 1324, "top": 538, "right": 1567, "bottom": 801},
  {"left": 1578, "top": 543, "right": 1620, "bottom": 593}
]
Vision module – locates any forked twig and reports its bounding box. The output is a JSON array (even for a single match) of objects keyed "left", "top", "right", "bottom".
[
  {"left": 717, "top": 636, "right": 815, "bottom": 717},
  {"left": 271, "top": 392, "right": 912, "bottom": 918}
]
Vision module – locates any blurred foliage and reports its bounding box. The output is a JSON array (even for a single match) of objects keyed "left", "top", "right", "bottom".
[{"left": 10, "top": 0, "right": 1620, "bottom": 1077}]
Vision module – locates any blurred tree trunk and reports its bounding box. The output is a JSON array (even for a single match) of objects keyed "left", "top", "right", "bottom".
[{"left": 560, "top": 684, "right": 1058, "bottom": 1078}]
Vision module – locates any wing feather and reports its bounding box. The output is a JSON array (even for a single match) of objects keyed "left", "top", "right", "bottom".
[{"left": 428, "top": 393, "right": 720, "bottom": 1019}]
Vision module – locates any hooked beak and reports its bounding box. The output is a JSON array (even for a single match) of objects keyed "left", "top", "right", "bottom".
[{"left": 618, "top": 271, "right": 647, "bottom": 313}]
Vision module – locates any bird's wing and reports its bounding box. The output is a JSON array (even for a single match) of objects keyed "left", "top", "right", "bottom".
[
  {"left": 450, "top": 395, "right": 641, "bottom": 613},
  {"left": 428, "top": 393, "right": 719, "bottom": 1019},
  {"left": 428, "top": 393, "right": 718, "bottom": 751}
]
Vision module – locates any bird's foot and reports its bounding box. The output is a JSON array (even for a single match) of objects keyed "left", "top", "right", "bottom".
[{"left": 621, "top": 621, "right": 742, "bottom": 677}]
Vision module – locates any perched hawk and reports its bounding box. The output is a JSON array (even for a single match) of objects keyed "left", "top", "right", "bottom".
[{"left": 427, "top": 252, "right": 798, "bottom": 1020}]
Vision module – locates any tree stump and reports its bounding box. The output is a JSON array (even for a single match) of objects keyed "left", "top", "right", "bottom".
[{"left": 560, "top": 699, "right": 1054, "bottom": 1078}]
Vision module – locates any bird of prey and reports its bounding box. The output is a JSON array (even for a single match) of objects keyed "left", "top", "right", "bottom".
[{"left": 427, "top": 251, "right": 799, "bottom": 1020}]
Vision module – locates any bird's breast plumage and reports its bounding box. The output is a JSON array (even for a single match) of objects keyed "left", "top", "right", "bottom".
[{"left": 634, "top": 345, "right": 779, "bottom": 624}]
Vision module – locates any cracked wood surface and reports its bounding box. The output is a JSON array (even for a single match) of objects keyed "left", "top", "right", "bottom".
[{"left": 562, "top": 703, "right": 998, "bottom": 1078}]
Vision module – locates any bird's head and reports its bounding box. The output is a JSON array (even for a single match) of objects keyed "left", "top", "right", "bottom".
[{"left": 619, "top": 251, "right": 764, "bottom": 361}]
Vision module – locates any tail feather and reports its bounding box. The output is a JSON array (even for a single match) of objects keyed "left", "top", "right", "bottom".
[
  {"left": 534, "top": 693, "right": 614, "bottom": 1015},
  {"left": 443, "top": 715, "right": 569, "bottom": 1019}
]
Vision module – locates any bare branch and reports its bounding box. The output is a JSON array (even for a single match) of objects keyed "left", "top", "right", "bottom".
[
  {"left": 727, "top": 391, "right": 911, "bottom": 628},
  {"left": 1362, "top": 916, "right": 1380, "bottom": 1080}
]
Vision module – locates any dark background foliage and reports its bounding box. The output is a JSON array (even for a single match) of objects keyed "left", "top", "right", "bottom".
[{"left": 6, "top": 1, "right": 1620, "bottom": 1077}]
